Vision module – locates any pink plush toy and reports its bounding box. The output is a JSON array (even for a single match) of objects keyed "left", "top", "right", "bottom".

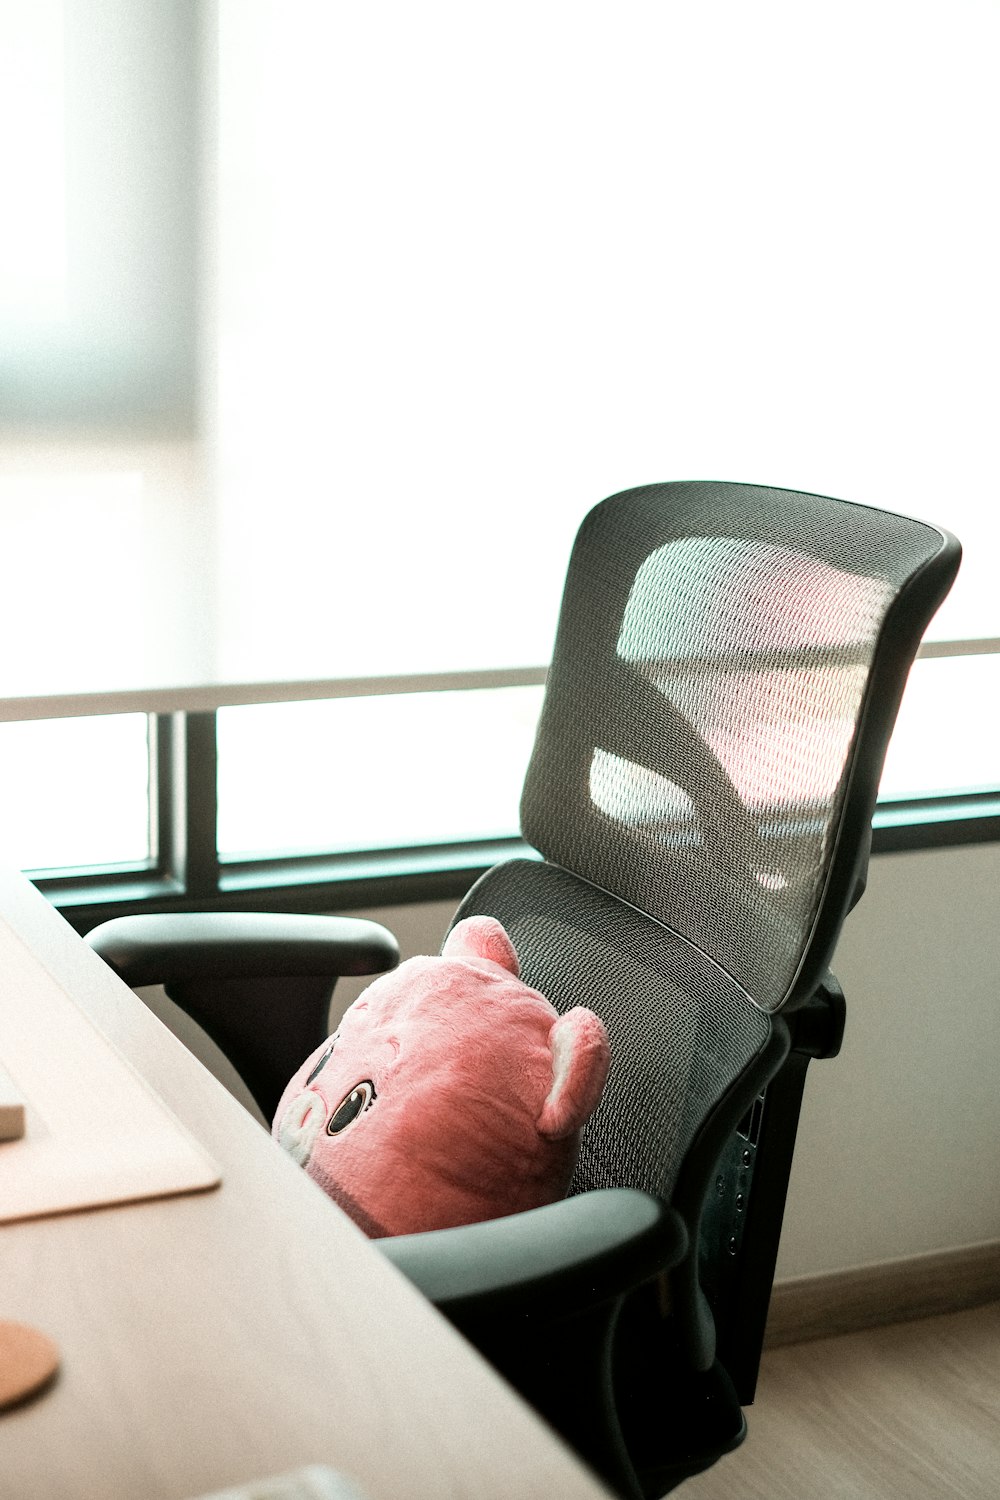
[{"left": 272, "top": 916, "right": 610, "bottom": 1237}]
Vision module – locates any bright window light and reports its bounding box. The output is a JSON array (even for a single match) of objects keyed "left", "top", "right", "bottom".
[
  {"left": 208, "top": 0, "right": 998, "bottom": 855},
  {"left": 217, "top": 687, "right": 544, "bottom": 858},
  {"left": 213, "top": 0, "right": 999, "bottom": 691},
  {"left": 880, "top": 654, "right": 1000, "bottom": 802},
  {"left": 0, "top": 470, "right": 146, "bottom": 700},
  {"left": 0, "top": 715, "right": 150, "bottom": 871}
]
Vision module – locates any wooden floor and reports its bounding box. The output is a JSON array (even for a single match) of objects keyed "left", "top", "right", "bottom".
[{"left": 680, "top": 1301, "right": 1000, "bottom": 1499}]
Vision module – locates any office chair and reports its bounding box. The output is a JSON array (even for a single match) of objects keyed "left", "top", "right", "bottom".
[{"left": 88, "top": 481, "right": 959, "bottom": 1497}]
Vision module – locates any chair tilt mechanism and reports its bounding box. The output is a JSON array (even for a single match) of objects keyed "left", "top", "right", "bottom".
[{"left": 88, "top": 481, "right": 959, "bottom": 1497}]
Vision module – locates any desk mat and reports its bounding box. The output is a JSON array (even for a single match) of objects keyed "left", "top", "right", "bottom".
[{"left": 0, "top": 918, "right": 220, "bottom": 1224}]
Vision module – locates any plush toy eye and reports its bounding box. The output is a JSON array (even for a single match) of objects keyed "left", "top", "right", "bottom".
[
  {"left": 327, "top": 1080, "right": 377, "bottom": 1135},
  {"left": 305, "top": 1035, "right": 339, "bottom": 1085}
]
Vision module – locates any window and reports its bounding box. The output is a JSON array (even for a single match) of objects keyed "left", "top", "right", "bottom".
[
  {"left": 217, "top": 685, "right": 545, "bottom": 860},
  {"left": 880, "top": 653, "right": 1000, "bottom": 802},
  {"left": 0, "top": 714, "right": 149, "bottom": 871},
  {"left": 1, "top": 2, "right": 998, "bottom": 916}
]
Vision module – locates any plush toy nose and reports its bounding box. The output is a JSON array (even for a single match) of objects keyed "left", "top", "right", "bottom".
[{"left": 275, "top": 1090, "right": 327, "bottom": 1166}]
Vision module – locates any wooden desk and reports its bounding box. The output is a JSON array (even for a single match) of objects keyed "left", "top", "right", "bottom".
[{"left": 0, "top": 869, "right": 609, "bottom": 1499}]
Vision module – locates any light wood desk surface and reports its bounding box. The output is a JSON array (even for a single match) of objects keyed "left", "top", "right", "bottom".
[{"left": 0, "top": 869, "right": 610, "bottom": 1499}]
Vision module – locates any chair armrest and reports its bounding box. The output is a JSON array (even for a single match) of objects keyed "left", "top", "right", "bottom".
[
  {"left": 378, "top": 1187, "right": 686, "bottom": 1323},
  {"left": 85, "top": 911, "right": 400, "bottom": 988},
  {"left": 86, "top": 912, "right": 401, "bottom": 1121}
]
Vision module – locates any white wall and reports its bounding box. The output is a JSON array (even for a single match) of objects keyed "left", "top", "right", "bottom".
[
  {"left": 144, "top": 844, "right": 1000, "bottom": 1278},
  {"left": 774, "top": 840, "right": 1000, "bottom": 1277}
]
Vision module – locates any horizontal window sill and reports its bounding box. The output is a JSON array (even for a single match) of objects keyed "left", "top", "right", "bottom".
[{"left": 871, "top": 791, "right": 1000, "bottom": 851}]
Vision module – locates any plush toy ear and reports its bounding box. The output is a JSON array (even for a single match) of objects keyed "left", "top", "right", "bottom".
[
  {"left": 442, "top": 915, "right": 520, "bottom": 977},
  {"left": 537, "top": 1007, "right": 611, "bottom": 1141}
]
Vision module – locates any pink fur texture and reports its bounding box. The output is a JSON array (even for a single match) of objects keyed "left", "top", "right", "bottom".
[{"left": 272, "top": 916, "right": 610, "bottom": 1237}]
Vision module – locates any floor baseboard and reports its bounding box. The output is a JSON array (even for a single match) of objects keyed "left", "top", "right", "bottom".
[{"left": 765, "top": 1238, "right": 1000, "bottom": 1348}]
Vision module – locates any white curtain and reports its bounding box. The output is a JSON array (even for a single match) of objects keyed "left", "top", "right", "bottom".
[
  {"left": 212, "top": 0, "right": 998, "bottom": 690},
  {"left": 1, "top": 0, "right": 997, "bottom": 708}
]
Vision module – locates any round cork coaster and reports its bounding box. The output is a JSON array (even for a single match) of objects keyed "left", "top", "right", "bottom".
[{"left": 0, "top": 1321, "right": 60, "bottom": 1412}]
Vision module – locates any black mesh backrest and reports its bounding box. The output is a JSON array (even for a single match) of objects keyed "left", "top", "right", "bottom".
[
  {"left": 453, "top": 482, "right": 959, "bottom": 1201},
  {"left": 521, "top": 481, "right": 959, "bottom": 1011},
  {"left": 453, "top": 857, "right": 772, "bottom": 1200}
]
